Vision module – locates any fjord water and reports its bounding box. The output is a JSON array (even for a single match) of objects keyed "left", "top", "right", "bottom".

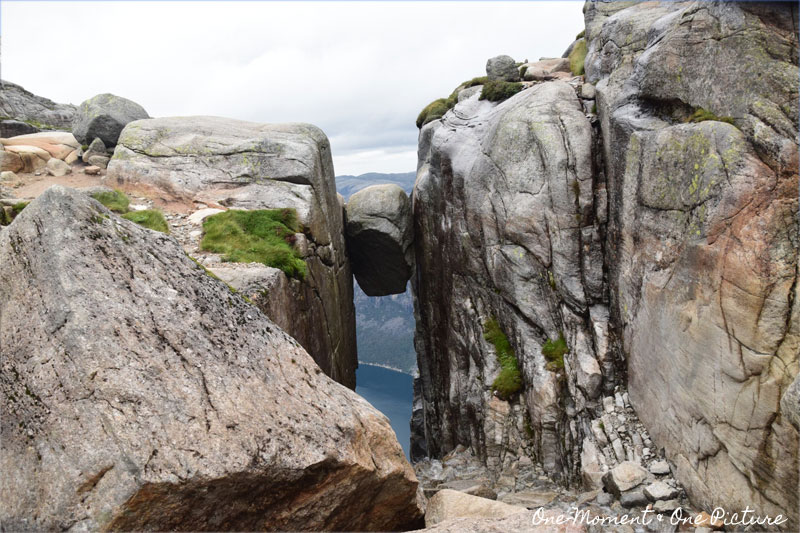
[{"left": 355, "top": 364, "right": 413, "bottom": 458}]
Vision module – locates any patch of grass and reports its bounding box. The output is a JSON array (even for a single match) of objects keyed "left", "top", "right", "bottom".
[
  {"left": 121, "top": 210, "right": 169, "bottom": 234},
  {"left": 479, "top": 80, "right": 523, "bottom": 102},
  {"left": 685, "top": 108, "right": 735, "bottom": 125},
  {"left": 416, "top": 76, "right": 491, "bottom": 128},
  {"left": 519, "top": 65, "right": 528, "bottom": 79},
  {"left": 11, "top": 201, "right": 29, "bottom": 215},
  {"left": 200, "top": 209, "right": 306, "bottom": 280},
  {"left": 576, "top": 29, "right": 585, "bottom": 40},
  {"left": 484, "top": 317, "right": 522, "bottom": 399},
  {"left": 91, "top": 190, "right": 130, "bottom": 214},
  {"left": 542, "top": 333, "right": 568, "bottom": 371},
  {"left": 416, "top": 98, "right": 451, "bottom": 129},
  {"left": 592, "top": 102, "right": 597, "bottom": 114},
  {"left": 569, "top": 38, "right": 587, "bottom": 76},
  {"left": 81, "top": 144, "right": 89, "bottom": 151}
]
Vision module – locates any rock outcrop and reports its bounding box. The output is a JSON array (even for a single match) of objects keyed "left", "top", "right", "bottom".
[
  {"left": 345, "top": 184, "right": 414, "bottom": 296},
  {"left": 0, "top": 132, "right": 80, "bottom": 173},
  {"left": 0, "top": 185, "right": 423, "bottom": 531},
  {"left": 411, "top": 0, "right": 798, "bottom": 528},
  {"left": 108, "top": 116, "right": 357, "bottom": 388},
  {"left": 72, "top": 93, "right": 149, "bottom": 146},
  {"left": 486, "top": 55, "right": 520, "bottom": 82},
  {"left": 585, "top": 0, "right": 798, "bottom": 524},
  {"left": 0, "top": 80, "right": 76, "bottom": 131},
  {"left": 424, "top": 489, "right": 525, "bottom": 527}
]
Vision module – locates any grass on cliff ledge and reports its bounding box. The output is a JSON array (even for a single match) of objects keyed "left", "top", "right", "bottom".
[
  {"left": 200, "top": 209, "right": 306, "bottom": 280},
  {"left": 569, "top": 38, "right": 587, "bottom": 76},
  {"left": 121, "top": 210, "right": 169, "bottom": 234},
  {"left": 91, "top": 190, "right": 130, "bottom": 214},
  {"left": 91, "top": 189, "right": 169, "bottom": 234},
  {"left": 542, "top": 333, "right": 568, "bottom": 371},
  {"left": 479, "top": 80, "right": 523, "bottom": 102},
  {"left": 484, "top": 317, "right": 522, "bottom": 399},
  {"left": 416, "top": 76, "right": 491, "bottom": 128},
  {"left": 686, "top": 108, "right": 735, "bottom": 126}
]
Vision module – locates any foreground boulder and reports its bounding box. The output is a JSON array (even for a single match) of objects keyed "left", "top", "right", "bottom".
[
  {"left": 72, "top": 93, "right": 149, "bottom": 146},
  {"left": 486, "top": 55, "right": 520, "bottom": 82},
  {"left": 0, "top": 80, "right": 76, "bottom": 130},
  {"left": 108, "top": 116, "right": 357, "bottom": 388},
  {"left": 345, "top": 184, "right": 413, "bottom": 296},
  {"left": 0, "top": 186, "right": 423, "bottom": 531}
]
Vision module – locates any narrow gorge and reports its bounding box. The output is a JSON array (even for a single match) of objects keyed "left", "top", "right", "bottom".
[{"left": 0, "top": 1, "right": 797, "bottom": 531}]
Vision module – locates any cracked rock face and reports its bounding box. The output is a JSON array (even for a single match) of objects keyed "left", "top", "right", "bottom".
[
  {"left": 107, "top": 116, "right": 357, "bottom": 388},
  {"left": 0, "top": 80, "right": 76, "bottom": 131},
  {"left": 72, "top": 93, "right": 149, "bottom": 146},
  {"left": 345, "top": 184, "right": 413, "bottom": 296},
  {"left": 413, "top": 80, "right": 600, "bottom": 481},
  {"left": 0, "top": 186, "right": 423, "bottom": 531},
  {"left": 586, "top": 0, "right": 798, "bottom": 524}
]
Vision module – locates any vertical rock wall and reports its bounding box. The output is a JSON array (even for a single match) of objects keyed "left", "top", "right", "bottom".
[{"left": 411, "top": 0, "right": 798, "bottom": 525}]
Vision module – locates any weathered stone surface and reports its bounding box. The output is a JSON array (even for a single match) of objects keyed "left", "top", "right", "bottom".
[
  {"left": 424, "top": 489, "right": 525, "bottom": 527},
  {"left": 586, "top": 1, "right": 799, "bottom": 525},
  {"left": 602, "top": 462, "right": 648, "bottom": 497},
  {"left": 648, "top": 460, "right": 670, "bottom": 476},
  {"left": 413, "top": 80, "right": 599, "bottom": 481},
  {"left": 345, "top": 184, "right": 413, "bottom": 296},
  {"left": 45, "top": 158, "right": 71, "bottom": 177},
  {"left": 2, "top": 131, "right": 79, "bottom": 160},
  {"left": 416, "top": 509, "right": 585, "bottom": 533},
  {"left": 521, "top": 58, "right": 571, "bottom": 81},
  {"left": 0, "top": 186, "right": 423, "bottom": 531},
  {"left": 0, "top": 80, "right": 76, "bottom": 130},
  {"left": 72, "top": 93, "right": 149, "bottom": 146},
  {"left": 87, "top": 154, "right": 110, "bottom": 169},
  {"left": 108, "top": 116, "right": 357, "bottom": 387},
  {"left": 3, "top": 144, "right": 50, "bottom": 172},
  {"left": 0, "top": 150, "right": 23, "bottom": 173},
  {"left": 486, "top": 55, "right": 520, "bottom": 82},
  {"left": 644, "top": 481, "right": 679, "bottom": 502},
  {"left": 84, "top": 165, "right": 101, "bottom": 175},
  {"left": 0, "top": 119, "right": 38, "bottom": 138},
  {"left": 0, "top": 170, "right": 17, "bottom": 181},
  {"left": 82, "top": 137, "right": 107, "bottom": 163}
]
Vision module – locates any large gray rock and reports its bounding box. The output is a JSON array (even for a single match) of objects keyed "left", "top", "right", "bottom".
[
  {"left": 586, "top": 1, "right": 798, "bottom": 525},
  {"left": 0, "top": 80, "right": 76, "bottom": 130},
  {"left": 108, "top": 116, "right": 357, "bottom": 388},
  {"left": 486, "top": 55, "right": 520, "bottom": 82},
  {"left": 345, "top": 183, "right": 413, "bottom": 296},
  {"left": 413, "top": 80, "right": 599, "bottom": 481},
  {"left": 0, "top": 185, "right": 423, "bottom": 531},
  {"left": 0, "top": 119, "right": 38, "bottom": 138},
  {"left": 72, "top": 93, "right": 149, "bottom": 146}
]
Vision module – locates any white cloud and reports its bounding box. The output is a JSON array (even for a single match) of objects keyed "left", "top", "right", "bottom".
[{"left": 1, "top": 1, "right": 584, "bottom": 175}]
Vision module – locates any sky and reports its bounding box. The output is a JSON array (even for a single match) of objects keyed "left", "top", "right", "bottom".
[{"left": 1, "top": 1, "right": 584, "bottom": 176}]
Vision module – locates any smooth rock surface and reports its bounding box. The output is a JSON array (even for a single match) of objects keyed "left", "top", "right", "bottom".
[
  {"left": 345, "top": 183, "right": 413, "bottom": 296},
  {"left": 72, "top": 93, "right": 149, "bottom": 146},
  {"left": 424, "top": 489, "right": 525, "bottom": 527},
  {"left": 109, "top": 116, "right": 357, "bottom": 387},
  {"left": 45, "top": 158, "right": 71, "bottom": 177},
  {"left": 0, "top": 185, "right": 423, "bottom": 531},
  {"left": 602, "top": 462, "right": 648, "bottom": 497},
  {"left": 0, "top": 119, "right": 38, "bottom": 138}
]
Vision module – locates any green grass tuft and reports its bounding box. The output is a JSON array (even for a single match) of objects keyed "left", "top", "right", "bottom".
[
  {"left": 416, "top": 98, "right": 451, "bottom": 129},
  {"left": 200, "top": 209, "right": 306, "bottom": 280},
  {"left": 11, "top": 201, "right": 29, "bottom": 215},
  {"left": 576, "top": 29, "right": 586, "bottom": 40},
  {"left": 461, "top": 76, "right": 489, "bottom": 88},
  {"left": 121, "top": 209, "right": 170, "bottom": 234},
  {"left": 542, "top": 333, "right": 568, "bottom": 371},
  {"left": 686, "top": 108, "right": 735, "bottom": 125},
  {"left": 568, "top": 39, "right": 587, "bottom": 76},
  {"left": 91, "top": 190, "right": 130, "bottom": 214},
  {"left": 519, "top": 65, "right": 528, "bottom": 79},
  {"left": 479, "top": 80, "right": 523, "bottom": 102},
  {"left": 484, "top": 317, "right": 522, "bottom": 399}
]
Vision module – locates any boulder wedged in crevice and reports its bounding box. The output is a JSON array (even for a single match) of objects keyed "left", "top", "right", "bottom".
[{"left": 345, "top": 184, "right": 413, "bottom": 296}]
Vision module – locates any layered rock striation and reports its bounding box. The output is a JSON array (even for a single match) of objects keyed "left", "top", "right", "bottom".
[
  {"left": 0, "top": 186, "right": 422, "bottom": 531},
  {"left": 411, "top": 0, "right": 798, "bottom": 527},
  {"left": 107, "top": 116, "right": 357, "bottom": 388},
  {"left": 0, "top": 80, "right": 76, "bottom": 131}
]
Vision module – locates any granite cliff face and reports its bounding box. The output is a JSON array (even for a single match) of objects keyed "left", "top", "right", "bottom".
[
  {"left": 0, "top": 186, "right": 423, "bottom": 531},
  {"left": 411, "top": 0, "right": 798, "bottom": 526},
  {"left": 107, "top": 116, "right": 357, "bottom": 388}
]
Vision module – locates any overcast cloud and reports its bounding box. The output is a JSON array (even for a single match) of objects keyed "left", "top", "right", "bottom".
[{"left": 1, "top": 1, "right": 584, "bottom": 175}]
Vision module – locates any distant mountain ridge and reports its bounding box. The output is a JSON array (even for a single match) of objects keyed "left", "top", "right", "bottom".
[{"left": 335, "top": 171, "right": 415, "bottom": 200}]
